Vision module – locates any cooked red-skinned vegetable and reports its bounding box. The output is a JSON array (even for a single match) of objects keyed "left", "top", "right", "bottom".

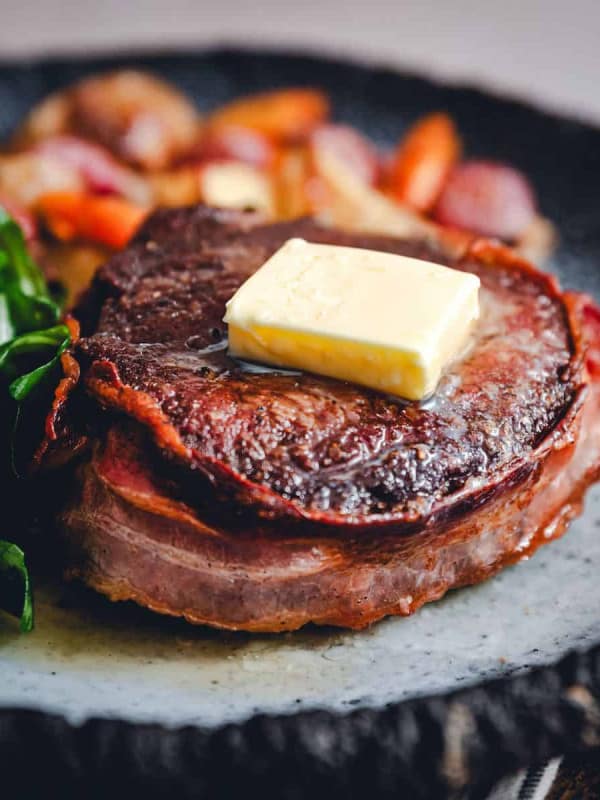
[
  {"left": 208, "top": 88, "right": 329, "bottom": 143},
  {"left": 34, "top": 135, "right": 150, "bottom": 204},
  {"left": 433, "top": 160, "right": 537, "bottom": 240},
  {"left": 196, "top": 125, "right": 278, "bottom": 170},
  {"left": 38, "top": 192, "right": 147, "bottom": 250},
  {"left": 309, "top": 124, "right": 380, "bottom": 185},
  {"left": 388, "top": 112, "right": 460, "bottom": 212}
]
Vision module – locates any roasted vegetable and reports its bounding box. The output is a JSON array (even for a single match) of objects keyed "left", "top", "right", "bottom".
[
  {"left": 208, "top": 88, "right": 329, "bottom": 143},
  {"left": 310, "top": 124, "right": 380, "bottom": 186},
  {"left": 196, "top": 125, "right": 277, "bottom": 169},
  {"left": 34, "top": 135, "right": 151, "bottom": 204},
  {"left": 70, "top": 70, "right": 201, "bottom": 170},
  {"left": 4, "top": 72, "right": 556, "bottom": 296},
  {"left": 38, "top": 191, "right": 147, "bottom": 249},
  {"left": 388, "top": 112, "right": 461, "bottom": 212},
  {"left": 433, "top": 160, "right": 537, "bottom": 239}
]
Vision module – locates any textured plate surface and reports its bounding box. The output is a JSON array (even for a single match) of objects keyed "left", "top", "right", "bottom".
[{"left": 1, "top": 48, "right": 600, "bottom": 797}]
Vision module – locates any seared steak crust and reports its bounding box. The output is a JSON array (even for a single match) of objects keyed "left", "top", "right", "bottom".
[
  {"left": 45, "top": 206, "right": 600, "bottom": 630},
  {"left": 74, "top": 206, "right": 580, "bottom": 527}
]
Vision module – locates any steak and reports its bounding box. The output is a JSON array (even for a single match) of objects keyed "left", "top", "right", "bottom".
[{"left": 41, "top": 206, "right": 600, "bottom": 631}]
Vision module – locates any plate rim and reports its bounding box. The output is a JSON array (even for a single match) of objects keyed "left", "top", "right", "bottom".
[{"left": 2, "top": 642, "right": 599, "bottom": 797}]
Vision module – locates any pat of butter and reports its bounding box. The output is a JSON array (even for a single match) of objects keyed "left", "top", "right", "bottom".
[{"left": 223, "top": 238, "right": 480, "bottom": 400}]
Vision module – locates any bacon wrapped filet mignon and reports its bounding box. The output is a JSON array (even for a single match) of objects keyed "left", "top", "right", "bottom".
[{"left": 39, "top": 206, "right": 600, "bottom": 631}]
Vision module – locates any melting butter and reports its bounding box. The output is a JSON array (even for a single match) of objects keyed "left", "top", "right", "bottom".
[{"left": 224, "top": 238, "right": 480, "bottom": 400}]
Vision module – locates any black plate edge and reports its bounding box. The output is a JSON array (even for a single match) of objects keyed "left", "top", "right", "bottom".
[
  {"left": 0, "top": 43, "right": 598, "bottom": 132},
  {"left": 2, "top": 643, "right": 600, "bottom": 799},
  {"left": 1, "top": 46, "right": 600, "bottom": 797}
]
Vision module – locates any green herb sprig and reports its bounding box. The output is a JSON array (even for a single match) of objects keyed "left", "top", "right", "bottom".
[
  {"left": 0, "top": 206, "right": 71, "bottom": 633},
  {"left": 0, "top": 540, "right": 33, "bottom": 633}
]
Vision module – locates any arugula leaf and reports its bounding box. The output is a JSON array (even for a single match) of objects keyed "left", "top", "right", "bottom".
[
  {"left": 0, "top": 324, "right": 70, "bottom": 373},
  {"left": 0, "top": 294, "right": 13, "bottom": 344},
  {"left": 0, "top": 207, "right": 49, "bottom": 300},
  {"left": 0, "top": 540, "right": 33, "bottom": 632},
  {"left": 0, "top": 206, "right": 72, "bottom": 633},
  {"left": 0, "top": 207, "right": 60, "bottom": 344},
  {"left": 0, "top": 324, "right": 70, "bottom": 399}
]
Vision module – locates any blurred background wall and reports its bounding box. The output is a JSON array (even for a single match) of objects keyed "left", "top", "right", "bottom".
[{"left": 1, "top": 0, "right": 598, "bottom": 122}]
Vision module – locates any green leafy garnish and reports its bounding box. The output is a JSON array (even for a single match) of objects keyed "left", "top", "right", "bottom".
[
  {"left": 0, "top": 323, "right": 71, "bottom": 400},
  {"left": 0, "top": 540, "right": 33, "bottom": 632},
  {"left": 0, "top": 206, "right": 72, "bottom": 633},
  {"left": 0, "top": 207, "right": 60, "bottom": 343}
]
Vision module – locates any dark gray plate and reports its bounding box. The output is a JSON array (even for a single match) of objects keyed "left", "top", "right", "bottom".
[{"left": 1, "top": 48, "right": 600, "bottom": 800}]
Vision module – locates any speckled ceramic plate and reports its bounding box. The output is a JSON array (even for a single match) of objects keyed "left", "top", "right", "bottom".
[{"left": 1, "top": 49, "right": 600, "bottom": 800}]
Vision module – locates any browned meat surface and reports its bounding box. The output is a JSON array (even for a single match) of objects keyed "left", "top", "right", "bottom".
[{"left": 42, "top": 206, "right": 600, "bottom": 630}]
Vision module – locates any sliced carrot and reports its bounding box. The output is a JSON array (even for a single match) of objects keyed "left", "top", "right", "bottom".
[
  {"left": 38, "top": 191, "right": 147, "bottom": 249},
  {"left": 208, "top": 89, "right": 330, "bottom": 144},
  {"left": 388, "top": 112, "right": 461, "bottom": 212}
]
